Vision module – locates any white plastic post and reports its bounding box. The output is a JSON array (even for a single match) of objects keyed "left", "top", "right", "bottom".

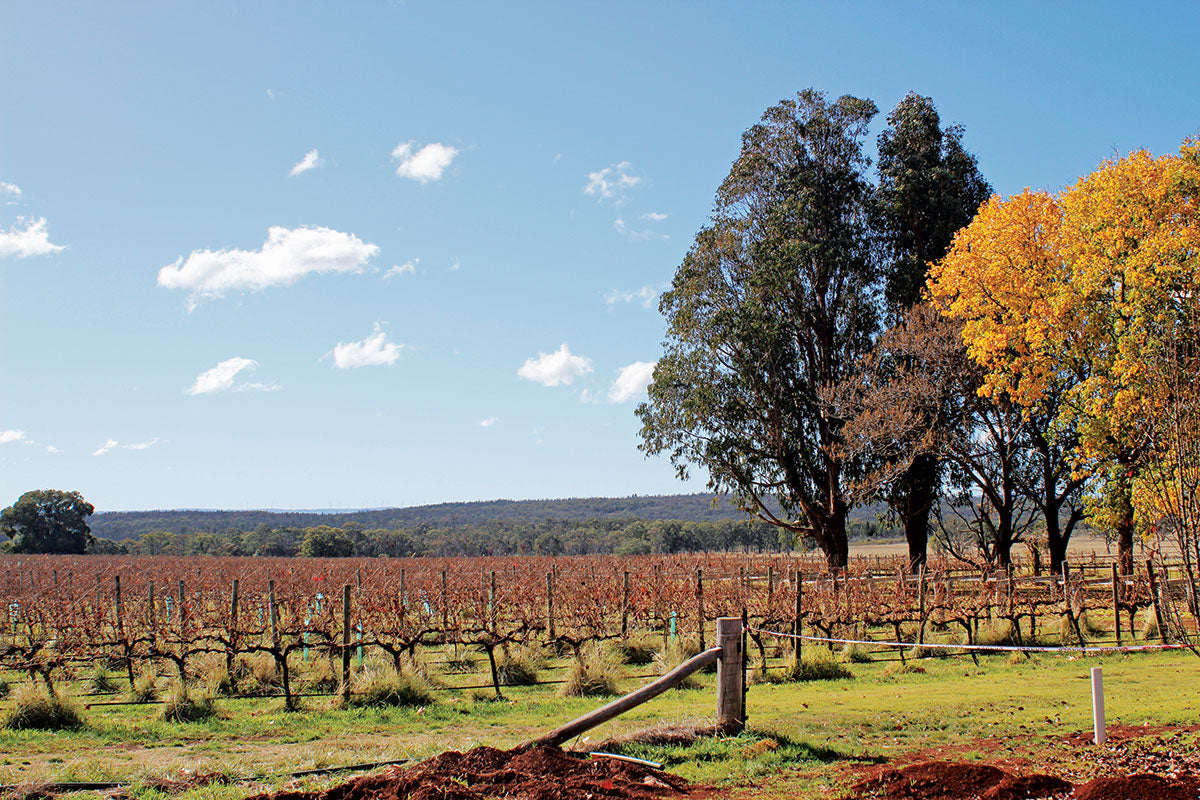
[{"left": 1091, "top": 666, "right": 1106, "bottom": 745}]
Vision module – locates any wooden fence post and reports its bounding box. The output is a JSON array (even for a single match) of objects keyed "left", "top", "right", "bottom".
[
  {"left": 793, "top": 570, "right": 803, "bottom": 660},
  {"left": 621, "top": 571, "right": 630, "bottom": 638},
  {"left": 1111, "top": 563, "right": 1121, "bottom": 647},
  {"left": 441, "top": 569, "right": 449, "bottom": 632},
  {"left": 546, "top": 572, "right": 555, "bottom": 641},
  {"left": 1147, "top": 561, "right": 1168, "bottom": 644},
  {"left": 227, "top": 579, "right": 240, "bottom": 677},
  {"left": 342, "top": 584, "right": 352, "bottom": 705},
  {"left": 716, "top": 617, "right": 745, "bottom": 734}
]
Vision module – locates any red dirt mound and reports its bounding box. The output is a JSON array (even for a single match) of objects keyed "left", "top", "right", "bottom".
[
  {"left": 249, "top": 745, "right": 695, "bottom": 800},
  {"left": 850, "top": 761, "right": 1067, "bottom": 799},
  {"left": 1072, "top": 772, "right": 1200, "bottom": 800}
]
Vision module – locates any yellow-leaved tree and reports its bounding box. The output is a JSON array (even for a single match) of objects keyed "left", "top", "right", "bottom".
[{"left": 929, "top": 140, "right": 1200, "bottom": 574}]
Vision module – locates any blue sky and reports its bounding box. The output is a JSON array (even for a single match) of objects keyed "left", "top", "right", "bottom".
[{"left": 2, "top": 1, "right": 1197, "bottom": 512}]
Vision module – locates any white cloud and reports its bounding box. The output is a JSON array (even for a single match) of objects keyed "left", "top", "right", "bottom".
[
  {"left": 392, "top": 141, "right": 459, "bottom": 183},
  {"left": 584, "top": 161, "right": 641, "bottom": 203},
  {"left": 609, "top": 361, "right": 657, "bottom": 403},
  {"left": 45, "top": 445, "right": 61, "bottom": 454},
  {"left": 449, "top": 258, "right": 460, "bottom": 272},
  {"left": 641, "top": 211, "right": 668, "bottom": 222},
  {"left": 0, "top": 217, "right": 67, "bottom": 259},
  {"left": 479, "top": 417, "right": 496, "bottom": 427},
  {"left": 0, "top": 181, "right": 20, "bottom": 199},
  {"left": 0, "top": 429, "right": 25, "bottom": 444},
  {"left": 605, "top": 285, "right": 660, "bottom": 309},
  {"left": 93, "top": 437, "right": 161, "bottom": 455},
  {"left": 157, "top": 225, "right": 378, "bottom": 309},
  {"left": 290, "top": 148, "right": 323, "bottom": 176},
  {"left": 384, "top": 259, "right": 417, "bottom": 279},
  {"left": 332, "top": 324, "right": 404, "bottom": 369},
  {"left": 613, "top": 218, "right": 668, "bottom": 242},
  {"left": 518, "top": 343, "right": 593, "bottom": 387},
  {"left": 187, "top": 357, "right": 276, "bottom": 395}
]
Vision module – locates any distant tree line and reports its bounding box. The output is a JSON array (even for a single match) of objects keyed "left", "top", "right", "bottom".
[
  {"left": 84, "top": 515, "right": 893, "bottom": 558},
  {"left": 85, "top": 493, "right": 793, "bottom": 542}
]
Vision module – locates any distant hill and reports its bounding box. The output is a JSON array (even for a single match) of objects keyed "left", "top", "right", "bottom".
[{"left": 90, "top": 493, "right": 893, "bottom": 541}]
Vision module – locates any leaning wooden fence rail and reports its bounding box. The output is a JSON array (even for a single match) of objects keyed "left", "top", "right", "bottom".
[{"left": 531, "top": 617, "right": 744, "bottom": 748}]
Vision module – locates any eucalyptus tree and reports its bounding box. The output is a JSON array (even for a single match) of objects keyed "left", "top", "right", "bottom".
[
  {"left": 638, "top": 90, "right": 880, "bottom": 570},
  {"left": 871, "top": 92, "right": 991, "bottom": 571}
]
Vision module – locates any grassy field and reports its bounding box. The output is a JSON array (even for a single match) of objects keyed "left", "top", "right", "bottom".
[{"left": 2, "top": 645, "right": 1198, "bottom": 800}]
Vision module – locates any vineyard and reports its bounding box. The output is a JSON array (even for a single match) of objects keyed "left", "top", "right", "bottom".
[{"left": 2, "top": 551, "right": 1194, "bottom": 719}]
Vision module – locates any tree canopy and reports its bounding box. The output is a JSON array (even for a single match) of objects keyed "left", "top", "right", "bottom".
[
  {"left": 928, "top": 139, "right": 1200, "bottom": 572},
  {"left": 638, "top": 89, "right": 881, "bottom": 569},
  {"left": 1, "top": 489, "right": 95, "bottom": 554}
]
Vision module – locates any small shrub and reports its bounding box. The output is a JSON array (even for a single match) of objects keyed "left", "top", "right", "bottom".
[
  {"left": 3, "top": 684, "right": 85, "bottom": 730},
  {"left": 616, "top": 633, "right": 660, "bottom": 666},
  {"left": 299, "top": 656, "right": 339, "bottom": 694},
  {"left": 881, "top": 662, "right": 926, "bottom": 678},
  {"left": 559, "top": 642, "right": 622, "bottom": 698},
  {"left": 465, "top": 688, "right": 504, "bottom": 703},
  {"left": 443, "top": 647, "right": 479, "bottom": 674},
  {"left": 840, "top": 642, "right": 873, "bottom": 663},
  {"left": 238, "top": 653, "right": 281, "bottom": 696},
  {"left": 1141, "top": 614, "right": 1160, "bottom": 641},
  {"left": 0, "top": 679, "right": 11, "bottom": 699},
  {"left": 653, "top": 639, "right": 704, "bottom": 689},
  {"left": 195, "top": 654, "right": 236, "bottom": 696},
  {"left": 347, "top": 665, "right": 435, "bottom": 708},
  {"left": 159, "top": 683, "right": 216, "bottom": 723},
  {"left": 129, "top": 668, "right": 159, "bottom": 703},
  {"left": 496, "top": 645, "right": 543, "bottom": 686},
  {"left": 88, "top": 665, "right": 119, "bottom": 694},
  {"left": 755, "top": 650, "right": 852, "bottom": 684},
  {"left": 975, "top": 621, "right": 1020, "bottom": 650}
]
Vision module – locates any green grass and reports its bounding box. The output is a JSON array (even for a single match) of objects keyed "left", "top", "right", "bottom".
[{"left": 1, "top": 650, "right": 1199, "bottom": 799}]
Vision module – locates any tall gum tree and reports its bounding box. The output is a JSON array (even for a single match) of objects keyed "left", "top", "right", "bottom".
[
  {"left": 638, "top": 90, "right": 879, "bottom": 571},
  {"left": 873, "top": 93, "right": 991, "bottom": 572}
]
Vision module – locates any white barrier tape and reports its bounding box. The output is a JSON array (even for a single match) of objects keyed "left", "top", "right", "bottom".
[{"left": 746, "top": 627, "right": 1193, "bottom": 654}]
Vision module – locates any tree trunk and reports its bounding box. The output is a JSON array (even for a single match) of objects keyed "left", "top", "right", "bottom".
[
  {"left": 896, "top": 454, "right": 937, "bottom": 574},
  {"left": 822, "top": 503, "right": 850, "bottom": 572},
  {"left": 1114, "top": 460, "right": 1136, "bottom": 575}
]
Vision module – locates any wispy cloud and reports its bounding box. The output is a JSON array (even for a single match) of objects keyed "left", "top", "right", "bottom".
[
  {"left": 45, "top": 445, "right": 61, "bottom": 454},
  {"left": 613, "top": 218, "right": 668, "bottom": 242},
  {"left": 187, "top": 357, "right": 277, "bottom": 395},
  {"left": 157, "top": 225, "right": 378, "bottom": 310},
  {"left": 605, "top": 285, "right": 660, "bottom": 309},
  {"left": 332, "top": 324, "right": 404, "bottom": 369},
  {"left": 0, "top": 181, "right": 20, "bottom": 201},
  {"left": 92, "top": 437, "right": 162, "bottom": 456},
  {"left": 392, "top": 141, "right": 459, "bottom": 183},
  {"left": 0, "top": 429, "right": 25, "bottom": 445},
  {"left": 0, "top": 217, "right": 66, "bottom": 259},
  {"left": 384, "top": 259, "right": 417, "bottom": 279},
  {"left": 479, "top": 417, "right": 496, "bottom": 427},
  {"left": 584, "top": 161, "right": 641, "bottom": 204},
  {"left": 290, "top": 148, "right": 323, "bottom": 176},
  {"left": 641, "top": 211, "right": 668, "bottom": 222},
  {"left": 608, "top": 361, "right": 657, "bottom": 403},
  {"left": 518, "top": 343, "right": 593, "bottom": 387}
]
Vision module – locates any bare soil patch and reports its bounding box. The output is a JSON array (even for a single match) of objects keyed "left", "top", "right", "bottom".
[
  {"left": 249, "top": 745, "right": 707, "bottom": 800},
  {"left": 847, "top": 724, "right": 1200, "bottom": 799}
]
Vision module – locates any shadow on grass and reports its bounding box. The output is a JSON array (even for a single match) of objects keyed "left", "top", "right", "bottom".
[{"left": 593, "top": 726, "right": 884, "bottom": 770}]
